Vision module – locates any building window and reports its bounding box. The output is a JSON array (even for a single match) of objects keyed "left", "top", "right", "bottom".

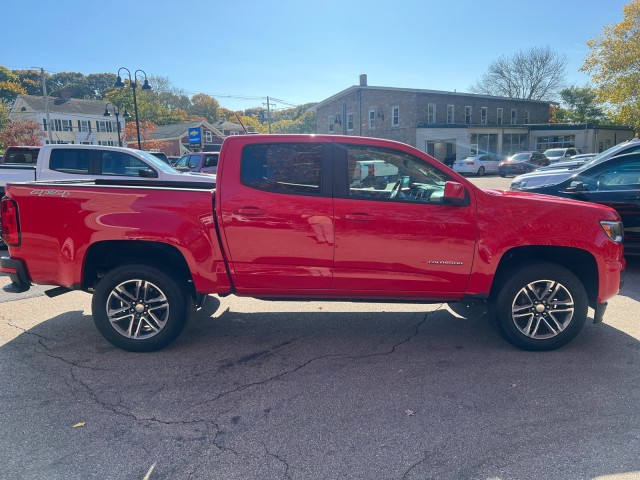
[
  {"left": 347, "top": 113, "right": 354, "bottom": 131},
  {"left": 98, "top": 140, "right": 116, "bottom": 146},
  {"left": 205, "top": 130, "right": 213, "bottom": 142},
  {"left": 524, "top": 110, "right": 530, "bottom": 124},
  {"left": 447, "top": 105, "right": 454, "bottom": 124},
  {"left": 511, "top": 109, "right": 517, "bottom": 125},
  {"left": 497, "top": 108, "right": 503, "bottom": 125},
  {"left": 535, "top": 135, "right": 576, "bottom": 151},
  {"left": 480, "top": 107, "right": 488, "bottom": 125},
  {"left": 96, "top": 120, "right": 113, "bottom": 133},
  {"left": 328, "top": 115, "right": 334, "bottom": 133},
  {"left": 427, "top": 104, "right": 436, "bottom": 124},
  {"left": 471, "top": 134, "right": 498, "bottom": 155},
  {"left": 465, "top": 106, "right": 472, "bottom": 125},
  {"left": 503, "top": 134, "right": 529, "bottom": 155},
  {"left": 392, "top": 106, "right": 399, "bottom": 127},
  {"left": 369, "top": 110, "right": 375, "bottom": 129},
  {"left": 79, "top": 120, "right": 90, "bottom": 132}
]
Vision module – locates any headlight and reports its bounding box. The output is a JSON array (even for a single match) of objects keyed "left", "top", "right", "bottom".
[
  {"left": 600, "top": 221, "right": 624, "bottom": 243},
  {"left": 511, "top": 181, "right": 526, "bottom": 190}
]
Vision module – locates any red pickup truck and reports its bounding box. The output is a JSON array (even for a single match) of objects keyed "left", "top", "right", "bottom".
[{"left": 1, "top": 135, "right": 625, "bottom": 352}]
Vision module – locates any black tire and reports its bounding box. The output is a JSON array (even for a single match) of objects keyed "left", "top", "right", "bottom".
[
  {"left": 524, "top": 166, "right": 532, "bottom": 173},
  {"left": 477, "top": 166, "right": 486, "bottom": 176},
  {"left": 499, "top": 172, "right": 506, "bottom": 178},
  {"left": 91, "top": 264, "right": 190, "bottom": 352},
  {"left": 492, "top": 263, "right": 588, "bottom": 351}
]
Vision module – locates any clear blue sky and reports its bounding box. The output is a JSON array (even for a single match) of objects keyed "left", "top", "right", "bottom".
[{"left": 2, "top": 0, "right": 630, "bottom": 111}]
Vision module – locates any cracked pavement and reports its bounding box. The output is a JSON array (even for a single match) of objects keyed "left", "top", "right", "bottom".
[{"left": 1, "top": 262, "right": 639, "bottom": 480}]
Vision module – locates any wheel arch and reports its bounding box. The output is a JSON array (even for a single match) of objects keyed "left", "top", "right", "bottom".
[
  {"left": 82, "top": 240, "right": 196, "bottom": 298},
  {"left": 490, "top": 246, "right": 598, "bottom": 307}
]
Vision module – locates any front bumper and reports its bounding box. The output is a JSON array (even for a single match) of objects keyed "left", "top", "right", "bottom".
[{"left": 0, "top": 257, "right": 31, "bottom": 293}]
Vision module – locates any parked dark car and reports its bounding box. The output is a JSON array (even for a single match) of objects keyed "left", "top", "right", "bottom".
[
  {"left": 173, "top": 152, "right": 219, "bottom": 175},
  {"left": 537, "top": 153, "right": 597, "bottom": 172},
  {"left": 511, "top": 152, "right": 640, "bottom": 256},
  {"left": 498, "top": 151, "right": 549, "bottom": 177},
  {"left": 148, "top": 151, "right": 171, "bottom": 164}
]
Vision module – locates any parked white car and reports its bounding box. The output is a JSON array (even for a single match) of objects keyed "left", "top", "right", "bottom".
[
  {"left": 452, "top": 154, "right": 502, "bottom": 176},
  {"left": 543, "top": 147, "right": 581, "bottom": 163}
]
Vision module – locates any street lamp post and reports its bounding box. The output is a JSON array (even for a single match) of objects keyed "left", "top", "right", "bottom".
[
  {"left": 103, "top": 102, "right": 130, "bottom": 147},
  {"left": 113, "top": 67, "right": 152, "bottom": 150}
]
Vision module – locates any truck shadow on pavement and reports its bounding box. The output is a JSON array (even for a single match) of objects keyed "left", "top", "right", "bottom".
[{"left": 2, "top": 295, "right": 640, "bottom": 479}]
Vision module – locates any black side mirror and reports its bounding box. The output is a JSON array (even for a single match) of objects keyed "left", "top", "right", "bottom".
[
  {"left": 565, "top": 180, "right": 586, "bottom": 192},
  {"left": 139, "top": 169, "right": 158, "bottom": 178}
]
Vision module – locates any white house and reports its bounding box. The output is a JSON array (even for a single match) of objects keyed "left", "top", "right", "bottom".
[{"left": 9, "top": 94, "right": 124, "bottom": 146}]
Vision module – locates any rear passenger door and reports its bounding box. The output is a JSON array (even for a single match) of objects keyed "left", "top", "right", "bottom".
[{"left": 219, "top": 140, "right": 334, "bottom": 293}]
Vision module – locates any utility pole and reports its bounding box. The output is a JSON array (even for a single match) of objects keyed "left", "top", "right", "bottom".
[
  {"left": 263, "top": 96, "right": 276, "bottom": 134},
  {"left": 41, "top": 68, "right": 53, "bottom": 144}
]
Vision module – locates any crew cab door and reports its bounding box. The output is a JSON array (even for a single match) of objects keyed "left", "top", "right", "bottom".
[
  {"left": 218, "top": 140, "right": 334, "bottom": 293},
  {"left": 331, "top": 142, "right": 476, "bottom": 296}
]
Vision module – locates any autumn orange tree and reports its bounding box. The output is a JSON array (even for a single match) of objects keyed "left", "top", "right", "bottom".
[
  {"left": 582, "top": 0, "right": 640, "bottom": 134},
  {"left": 0, "top": 119, "right": 45, "bottom": 149},
  {"left": 123, "top": 120, "right": 170, "bottom": 151}
]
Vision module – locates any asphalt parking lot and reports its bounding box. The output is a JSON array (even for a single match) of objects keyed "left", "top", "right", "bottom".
[{"left": 1, "top": 175, "right": 639, "bottom": 480}]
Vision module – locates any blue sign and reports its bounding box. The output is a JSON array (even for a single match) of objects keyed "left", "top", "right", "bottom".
[{"left": 188, "top": 128, "right": 201, "bottom": 145}]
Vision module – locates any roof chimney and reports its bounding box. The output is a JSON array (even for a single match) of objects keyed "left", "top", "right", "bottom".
[{"left": 359, "top": 74, "right": 368, "bottom": 87}]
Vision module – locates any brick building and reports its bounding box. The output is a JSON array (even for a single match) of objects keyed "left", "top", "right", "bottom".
[{"left": 312, "top": 75, "right": 634, "bottom": 161}]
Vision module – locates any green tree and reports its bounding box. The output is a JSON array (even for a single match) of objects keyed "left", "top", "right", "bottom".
[
  {"left": 556, "top": 85, "right": 607, "bottom": 124},
  {"left": 48, "top": 72, "right": 93, "bottom": 98},
  {"left": 188, "top": 93, "right": 220, "bottom": 123},
  {"left": 0, "top": 67, "right": 26, "bottom": 104},
  {"left": 13, "top": 69, "right": 43, "bottom": 95},
  {"left": 470, "top": 46, "right": 567, "bottom": 100},
  {"left": 582, "top": 0, "right": 640, "bottom": 133},
  {"left": 86, "top": 73, "right": 118, "bottom": 99}
]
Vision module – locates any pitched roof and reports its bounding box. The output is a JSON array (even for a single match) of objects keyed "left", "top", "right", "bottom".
[
  {"left": 150, "top": 120, "right": 225, "bottom": 140},
  {"left": 12, "top": 94, "right": 110, "bottom": 116}
]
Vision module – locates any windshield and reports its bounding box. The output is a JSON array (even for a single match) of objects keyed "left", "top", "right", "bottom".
[
  {"left": 510, "top": 153, "right": 529, "bottom": 161},
  {"left": 581, "top": 141, "right": 634, "bottom": 167},
  {"left": 544, "top": 149, "right": 565, "bottom": 157},
  {"left": 135, "top": 150, "right": 181, "bottom": 174}
]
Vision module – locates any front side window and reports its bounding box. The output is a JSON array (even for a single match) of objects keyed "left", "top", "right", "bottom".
[
  {"left": 241, "top": 143, "right": 323, "bottom": 195},
  {"left": 49, "top": 148, "right": 91, "bottom": 174},
  {"left": 188, "top": 155, "right": 201, "bottom": 169},
  {"left": 100, "top": 151, "right": 153, "bottom": 176},
  {"left": 577, "top": 161, "right": 640, "bottom": 191},
  {"left": 345, "top": 145, "right": 450, "bottom": 204}
]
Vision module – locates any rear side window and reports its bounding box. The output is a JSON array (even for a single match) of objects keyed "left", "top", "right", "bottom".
[
  {"left": 49, "top": 149, "right": 91, "bottom": 174},
  {"left": 100, "top": 151, "right": 152, "bottom": 176},
  {"left": 241, "top": 143, "right": 323, "bottom": 195},
  {"left": 203, "top": 154, "right": 218, "bottom": 167}
]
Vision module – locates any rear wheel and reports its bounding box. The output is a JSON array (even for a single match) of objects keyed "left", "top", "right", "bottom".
[
  {"left": 492, "top": 263, "right": 588, "bottom": 351},
  {"left": 91, "top": 264, "right": 190, "bottom": 352},
  {"left": 477, "top": 166, "right": 486, "bottom": 176}
]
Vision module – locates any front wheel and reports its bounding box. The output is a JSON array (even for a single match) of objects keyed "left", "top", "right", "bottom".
[
  {"left": 492, "top": 263, "right": 588, "bottom": 351},
  {"left": 91, "top": 264, "right": 190, "bottom": 352}
]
